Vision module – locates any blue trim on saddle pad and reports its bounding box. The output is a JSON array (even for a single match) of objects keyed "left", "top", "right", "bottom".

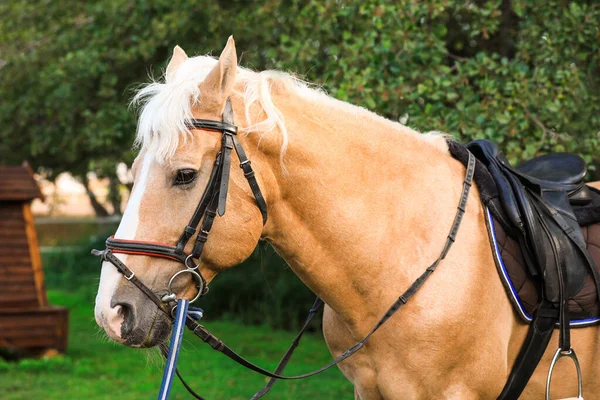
[{"left": 485, "top": 207, "right": 600, "bottom": 327}]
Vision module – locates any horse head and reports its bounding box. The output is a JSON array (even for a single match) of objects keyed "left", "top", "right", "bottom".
[{"left": 94, "top": 37, "right": 270, "bottom": 347}]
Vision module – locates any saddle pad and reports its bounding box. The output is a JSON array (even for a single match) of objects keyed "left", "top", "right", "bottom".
[{"left": 484, "top": 208, "right": 600, "bottom": 328}]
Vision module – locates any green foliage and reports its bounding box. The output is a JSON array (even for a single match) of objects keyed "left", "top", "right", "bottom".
[
  {"left": 0, "top": 291, "right": 351, "bottom": 399},
  {"left": 199, "top": 245, "right": 319, "bottom": 330},
  {"left": 41, "top": 234, "right": 110, "bottom": 300},
  {"left": 251, "top": 0, "right": 599, "bottom": 165},
  {"left": 1, "top": 0, "right": 598, "bottom": 176}
]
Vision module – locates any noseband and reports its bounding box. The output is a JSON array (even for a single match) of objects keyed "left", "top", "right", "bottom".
[{"left": 94, "top": 98, "right": 268, "bottom": 303}]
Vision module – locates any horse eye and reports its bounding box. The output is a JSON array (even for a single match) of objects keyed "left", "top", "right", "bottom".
[{"left": 173, "top": 169, "right": 197, "bottom": 186}]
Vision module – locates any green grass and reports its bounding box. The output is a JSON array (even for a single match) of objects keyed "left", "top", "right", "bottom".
[{"left": 0, "top": 290, "right": 353, "bottom": 399}]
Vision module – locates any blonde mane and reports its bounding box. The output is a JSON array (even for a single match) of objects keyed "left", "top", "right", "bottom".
[
  {"left": 131, "top": 55, "right": 306, "bottom": 163},
  {"left": 131, "top": 55, "right": 448, "bottom": 163}
]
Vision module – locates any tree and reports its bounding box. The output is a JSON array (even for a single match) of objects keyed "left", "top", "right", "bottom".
[
  {"left": 1, "top": 0, "right": 598, "bottom": 214},
  {"left": 0, "top": 0, "right": 225, "bottom": 214},
  {"left": 242, "top": 0, "right": 599, "bottom": 165}
]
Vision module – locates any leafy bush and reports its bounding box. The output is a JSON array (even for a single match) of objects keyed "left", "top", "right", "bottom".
[
  {"left": 1, "top": 0, "right": 598, "bottom": 179},
  {"left": 246, "top": 1, "right": 599, "bottom": 166}
]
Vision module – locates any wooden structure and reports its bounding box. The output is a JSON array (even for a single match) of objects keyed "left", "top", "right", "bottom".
[{"left": 0, "top": 163, "right": 68, "bottom": 355}]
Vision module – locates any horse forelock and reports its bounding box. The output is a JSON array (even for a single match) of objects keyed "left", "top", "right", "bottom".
[{"left": 130, "top": 56, "right": 305, "bottom": 164}]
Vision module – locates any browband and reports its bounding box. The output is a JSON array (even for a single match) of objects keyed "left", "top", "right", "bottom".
[{"left": 188, "top": 119, "right": 237, "bottom": 135}]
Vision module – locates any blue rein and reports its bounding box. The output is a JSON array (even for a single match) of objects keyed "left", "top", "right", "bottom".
[{"left": 158, "top": 299, "right": 203, "bottom": 400}]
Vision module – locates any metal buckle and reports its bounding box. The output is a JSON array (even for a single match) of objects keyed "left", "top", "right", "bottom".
[
  {"left": 185, "top": 254, "right": 199, "bottom": 270},
  {"left": 546, "top": 347, "right": 583, "bottom": 400},
  {"left": 162, "top": 268, "right": 204, "bottom": 304},
  {"left": 124, "top": 270, "right": 135, "bottom": 281}
]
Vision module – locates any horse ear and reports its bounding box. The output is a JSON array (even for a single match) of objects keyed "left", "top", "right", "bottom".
[
  {"left": 201, "top": 36, "right": 238, "bottom": 103},
  {"left": 166, "top": 45, "right": 188, "bottom": 82}
]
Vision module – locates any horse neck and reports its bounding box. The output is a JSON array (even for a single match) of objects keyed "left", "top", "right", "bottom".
[{"left": 247, "top": 87, "right": 465, "bottom": 327}]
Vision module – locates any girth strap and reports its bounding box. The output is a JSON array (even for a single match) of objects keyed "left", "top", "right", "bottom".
[{"left": 497, "top": 301, "right": 557, "bottom": 399}]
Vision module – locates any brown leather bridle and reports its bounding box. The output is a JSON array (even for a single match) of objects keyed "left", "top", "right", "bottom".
[{"left": 95, "top": 98, "right": 268, "bottom": 304}]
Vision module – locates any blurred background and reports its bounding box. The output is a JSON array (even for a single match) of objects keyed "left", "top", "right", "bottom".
[{"left": 0, "top": 0, "right": 598, "bottom": 399}]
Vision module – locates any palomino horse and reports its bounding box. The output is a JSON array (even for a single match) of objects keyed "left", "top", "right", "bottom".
[{"left": 94, "top": 37, "right": 599, "bottom": 399}]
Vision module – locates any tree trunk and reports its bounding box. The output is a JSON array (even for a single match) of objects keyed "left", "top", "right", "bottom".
[
  {"left": 108, "top": 176, "right": 122, "bottom": 215},
  {"left": 500, "top": 0, "right": 513, "bottom": 58},
  {"left": 592, "top": 162, "right": 600, "bottom": 182},
  {"left": 82, "top": 175, "right": 110, "bottom": 217}
]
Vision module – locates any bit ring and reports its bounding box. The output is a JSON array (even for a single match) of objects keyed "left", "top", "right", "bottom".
[{"left": 163, "top": 269, "right": 204, "bottom": 304}]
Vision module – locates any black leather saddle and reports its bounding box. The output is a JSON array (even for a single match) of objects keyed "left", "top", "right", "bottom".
[
  {"left": 447, "top": 139, "right": 600, "bottom": 398},
  {"left": 466, "top": 139, "right": 596, "bottom": 301}
]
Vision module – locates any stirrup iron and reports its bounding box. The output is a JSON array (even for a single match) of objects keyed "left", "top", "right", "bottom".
[{"left": 545, "top": 347, "right": 583, "bottom": 400}]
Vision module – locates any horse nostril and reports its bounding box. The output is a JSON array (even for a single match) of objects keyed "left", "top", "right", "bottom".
[{"left": 116, "top": 302, "right": 135, "bottom": 337}]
